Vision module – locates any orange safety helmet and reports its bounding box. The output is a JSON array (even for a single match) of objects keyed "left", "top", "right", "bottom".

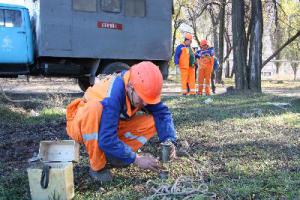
[
  {"left": 129, "top": 61, "right": 163, "bottom": 104},
  {"left": 200, "top": 39, "right": 208, "bottom": 47},
  {"left": 185, "top": 33, "right": 193, "bottom": 41}
]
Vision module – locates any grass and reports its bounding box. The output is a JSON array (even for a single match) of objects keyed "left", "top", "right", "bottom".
[
  {"left": 0, "top": 80, "right": 299, "bottom": 199},
  {"left": 168, "top": 93, "right": 300, "bottom": 199},
  {"left": 0, "top": 170, "right": 29, "bottom": 200}
]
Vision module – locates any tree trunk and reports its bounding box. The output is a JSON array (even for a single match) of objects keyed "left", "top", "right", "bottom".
[
  {"left": 225, "top": 60, "right": 230, "bottom": 78},
  {"left": 213, "top": 27, "right": 219, "bottom": 56},
  {"left": 190, "top": 15, "right": 201, "bottom": 47},
  {"left": 217, "top": 0, "right": 226, "bottom": 82},
  {"left": 273, "top": 35, "right": 282, "bottom": 74},
  {"left": 232, "top": 0, "right": 248, "bottom": 90},
  {"left": 248, "top": 0, "right": 263, "bottom": 92},
  {"left": 224, "top": 45, "right": 233, "bottom": 78},
  {"left": 230, "top": 64, "right": 235, "bottom": 78},
  {"left": 223, "top": 46, "right": 233, "bottom": 78},
  {"left": 271, "top": 0, "right": 283, "bottom": 74},
  {"left": 224, "top": 28, "right": 232, "bottom": 78},
  {"left": 172, "top": 26, "right": 180, "bottom": 56},
  {"left": 209, "top": 10, "right": 219, "bottom": 56},
  {"left": 291, "top": 63, "right": 299, "bottom": 81},
  {"left": 275, "top": 62, "right": 281, "bottom": 74},
  {"left": 172, "top": 2, "right": 184, "bottom": 56}
]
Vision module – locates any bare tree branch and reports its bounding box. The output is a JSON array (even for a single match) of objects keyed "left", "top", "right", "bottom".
[{"left": 262, "top": 29, "right": 300, "bottom": 68}]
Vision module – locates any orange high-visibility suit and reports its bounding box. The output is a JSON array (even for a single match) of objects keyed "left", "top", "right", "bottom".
[
  {"left": 196, "top": 48, "right": 214, "bottom": 96},
  {"left": 66, "top": 71, "right": 176, "bottom": 171},
  {"left": 174, "top": 44, "right": 196, "bottom": 95}
]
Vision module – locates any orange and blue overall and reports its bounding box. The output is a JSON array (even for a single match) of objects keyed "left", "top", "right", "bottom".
[
  {"left": 196, "top": 48, "right": 215, "bottom": 95},
  {"left": 66, "top": 71, "right": 176, "bottom": 171},
  {"left": 174, "top": 44, "right": 196, "bottom": 95}
]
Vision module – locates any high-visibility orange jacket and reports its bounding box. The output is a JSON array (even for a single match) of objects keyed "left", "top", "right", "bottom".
[{"left": 174, "top": 43, "right": 190, "bottom": 69}]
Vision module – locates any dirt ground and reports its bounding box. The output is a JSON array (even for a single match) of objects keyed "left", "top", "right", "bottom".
[
  {"left": 0, "top": 76, "right": 228, "bottom": 101},
  {"left": 1, "top": 76, "right": 299, "bottom": 97}
]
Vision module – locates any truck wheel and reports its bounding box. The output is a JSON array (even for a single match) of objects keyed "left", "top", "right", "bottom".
[
  {"left": 78, "top": 77, "right": 90, "bottom": 91},
  {"left": 102, "top": 62, "right": 130, "bottom": 74},
  {"left": 159, "top": 61, "right": 169, "bottom": 80}
]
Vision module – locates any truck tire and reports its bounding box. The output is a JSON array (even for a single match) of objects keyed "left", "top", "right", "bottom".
[
  {"left": 78, "top": 62, "right": 129, "bottom": 91},
  {"left": 159, "top": 61, "right": 169, "bottom": 80},
  {"left": 102, "top": 62, "right": 130, "bottom": 74},
  {"left": 78, "top": 77, "right": 90, "bottom": 91}
]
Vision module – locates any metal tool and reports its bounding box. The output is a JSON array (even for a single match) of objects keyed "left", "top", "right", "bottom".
[
  {"left": 159, "top": 169, "right": 169, "bottom": 179},
  {"left": 161, "top": 141, "right": 172, "bottom": 163}
]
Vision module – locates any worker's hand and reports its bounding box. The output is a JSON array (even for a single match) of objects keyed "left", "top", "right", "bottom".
[
  {"left": 175, "top": 64, "right": 179, "bottom": 68},
  {"left": 169, "top": 143, "right": 177, "bottom": 159},
  {"left": 134, "top": 154, "right": 162, "bottom": 172}
]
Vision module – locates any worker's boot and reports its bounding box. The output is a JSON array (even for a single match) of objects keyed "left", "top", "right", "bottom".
[
  {"left": 212, "top": 86, "right": 216, "bottom": 94},
  {"left": 89, "top": 168, "right": 113, "bottom": 183}
]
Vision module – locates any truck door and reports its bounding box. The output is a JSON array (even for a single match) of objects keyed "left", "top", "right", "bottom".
[{"left": 0, "top": 8, "right": 29, "bottom": 64}]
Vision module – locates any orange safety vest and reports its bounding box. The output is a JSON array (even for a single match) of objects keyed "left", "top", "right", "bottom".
[
  {"left": 65, "top": 71, "right": 140, "bottom": 170},
  {"left": 179, "top": 43, "right": 190, "bottom": 69},
  {"left": 198, "top": 56, "right": 214, "bottom": 69}
]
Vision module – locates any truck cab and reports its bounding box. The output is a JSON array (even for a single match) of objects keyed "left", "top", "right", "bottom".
[{"left": 0, "top": 3, "right": 34, "bottom": 75}]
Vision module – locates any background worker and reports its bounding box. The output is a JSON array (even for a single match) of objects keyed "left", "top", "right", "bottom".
[
  {"left": 174, "top": 33, "right": 196, "bottom": 95},
  {"left": 66, "top": 62, "right": 177, "bottom": 183},
  {"left": 196, "top": 39, "right": 215, "bottom": 96},
  {"left": 211, "top": 56, "right": 220, "bottom": 94}
]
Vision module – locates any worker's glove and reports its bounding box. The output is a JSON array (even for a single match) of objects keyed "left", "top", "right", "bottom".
[
  {"left": 175, "top": 64, "right": 179, "bottom": 68},
  {"left": 170, "top": 143, "right": 177, "bottom": 159},
  {"left": 134, "top": 154, "right": 162, "bottom": 172}
]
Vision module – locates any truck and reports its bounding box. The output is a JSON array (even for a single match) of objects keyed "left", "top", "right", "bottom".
[{"left": 0, "top": 0, "right": 173, "bottom": 90}]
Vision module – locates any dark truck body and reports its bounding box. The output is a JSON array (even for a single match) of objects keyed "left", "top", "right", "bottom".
[{"left": 0, "top": 0, "right": 173, "bottom": 90}]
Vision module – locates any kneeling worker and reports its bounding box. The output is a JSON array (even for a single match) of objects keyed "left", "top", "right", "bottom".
[{"left": 66, "top": 61, "right": 177, "bottom": 182}]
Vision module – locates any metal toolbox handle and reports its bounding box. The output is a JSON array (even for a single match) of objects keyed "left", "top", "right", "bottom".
[{"left": 40, "top": 165, "right": 51, "bottom": 189}]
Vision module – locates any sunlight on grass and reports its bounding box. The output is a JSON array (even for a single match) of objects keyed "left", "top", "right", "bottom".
[{"left": 0, "top": 83, "right": 299, "bottom": 199}]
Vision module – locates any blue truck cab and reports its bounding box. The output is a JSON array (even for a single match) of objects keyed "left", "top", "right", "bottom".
[{"left": 0, "top": 3, "right": 33, "bottom": 68}]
